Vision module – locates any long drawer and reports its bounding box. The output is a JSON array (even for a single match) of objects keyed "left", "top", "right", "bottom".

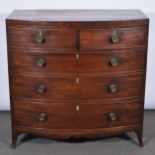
[
  {"left": 14, "top": 100, "right": 142, "bottom": 129},
  {"left": 12, "top": 74, "right": 144, "bottom": 101},
  {"left": 10, "top": 49, "right": 145, "bottom": 74}
]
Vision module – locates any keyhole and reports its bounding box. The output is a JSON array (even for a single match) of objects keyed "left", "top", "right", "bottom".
[
  {"left": 76, "top": 54, "right": 80, "bottom": 59},
  {"left": 76, "top": 105, "right": 80, "bottom": 111},
  {"left": 76, "top": 77, "right": 80, "bottom": 84}
]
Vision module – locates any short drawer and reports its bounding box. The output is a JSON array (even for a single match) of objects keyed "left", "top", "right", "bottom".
[
  {"left": 80, "top": 27, "right": 147, "bottom": 50},
  {"left": 10, "top": 51, "right": 77, "bottom": 74},
  {"left": 8, "top": 28, "right": 77, "bottom": 50},
  {"left": 77, "top": 101, "right": 142, "bottom": 129},
  {"left": 12, "top": 75, "right": 78, "bottom": 101},
  {"left": 14, "top": 100, "right": 76, "bottom": 129},
  {"left": 78, "top": 75, "right": 145, "bottom": 100}
]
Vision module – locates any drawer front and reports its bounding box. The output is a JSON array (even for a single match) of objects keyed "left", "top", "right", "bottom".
[
  {"left": 78, "top": 75, "right": 144, "bottom": 100},
  {"left": 78, "top": 50, "right": 145, "bottom": 74},
  {"left": 14, "top": 100, "right": 142, "bottom": 129},
  {"left": 12, "top": 75, "right": 78, "bottom": 101},
  {"left": 77, "top": 101, "right": 142, "bottom": 129},
  {"left": 10, "top": 51, "right": 77, "bottom": 74},
  {"left": 8, "top": 28, "right": 77, "bottom": 50},
  {"left": 12, "top": 74, "right": 144, "bottom": 101},
  {"left": 80, "top": 27, "right": 147, "bottom": 50},
  {"left": 14, "top": 100, "right": 77, "bottom": 129},
  {"left": 10, "top": 50, "right": 145, "bottom": 75}
]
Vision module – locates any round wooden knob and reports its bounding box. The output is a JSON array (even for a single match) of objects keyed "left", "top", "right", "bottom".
[
  {"left": 37, "top": 84, "right": 47, "bottom": 94},
  {"left": 109, "top": 58, "right": 119, "bottom": 67},
  {"left": 111, "top": 30, "right": 119, "bottom": 43},
  {"left": 38, "top": 113, "right": 47, "bottom": 122},
  {"left": 109, "top": 84, "right": 118, "bottom": 93},
  {"left": 35, "top": 30, "right": 45, "bottom": 44},
  {"left": 108, "top": 112, "right": 117, "bottom": 121},
  {"left": 36, "top": 58, "right": 46, "bottom": 67}
]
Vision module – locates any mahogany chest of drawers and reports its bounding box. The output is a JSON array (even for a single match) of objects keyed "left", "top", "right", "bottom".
[{"left": 6, "top": 10, "right": 149, "bottom": 148}]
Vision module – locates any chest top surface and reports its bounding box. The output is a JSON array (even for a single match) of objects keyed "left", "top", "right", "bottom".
[{"left": 7, "top": 9, "right": 148, "bottom": 22}]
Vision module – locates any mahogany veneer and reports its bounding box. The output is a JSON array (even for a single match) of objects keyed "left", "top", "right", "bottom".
[{"left": 6, "top": 9, "right": 149, "bottom": 148}]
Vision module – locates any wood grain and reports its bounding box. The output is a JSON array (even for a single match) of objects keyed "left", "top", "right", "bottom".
[
  {"left": 14, "top": 100, "right": 77, "bottom": 129},
  {"left": 12, "top": 74, "right": 144, "bottom": 101},
  {"left": 6, "top": 10, "right": 149, "bottom": 29},
  {"left": 13, "top": 99, "right": 143, "bottom": 130},
  {"left": 10, "top": 49, "right": 145, "bottom": 75},
  {"left": 80, "top": 27, "right": 148, "bottom": 50},
  {"left": 8, "top": 28, "right": 77, "bottom": 50},
  {"left": 6, "top": 10, "right": 149, "bottom": 148}
]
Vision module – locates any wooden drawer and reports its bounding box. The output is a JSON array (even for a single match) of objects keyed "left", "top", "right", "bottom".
[
  {"left": 78, "top": 75, "right": 145, "bottom": 100},
  {"left": 78, "top": 50, "right": 145, "bottom": 74},
  {"left": 77, "top": 101, "right": 142, "bottom": 129},
  {"left": 10, "top": 49, "right": 145, "bottom": 75},
  {"left": 12, "top": 75, "right": 78, "bottom": 101},
  {"left": 12, "top": 74, "right": 144, "bottom": 101},
  {"left": 80, "top": 27, "right": 147, "bottom": 50},
  {"left": 14, "top": 100, "right": 76, "bottom": 129},
  {"left": 10, "top": 51, "right": 77, "bottom": 74},
  {"left": 8, "top": 28, "right": 77, "bottom": 50},
  {"left": 14, "top": 100, "right": 142, "bottom": 129}
]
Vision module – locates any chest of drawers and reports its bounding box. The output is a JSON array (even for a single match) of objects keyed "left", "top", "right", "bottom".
[{"left": 6, "top": 10, "right": 149, "bottom": 148}]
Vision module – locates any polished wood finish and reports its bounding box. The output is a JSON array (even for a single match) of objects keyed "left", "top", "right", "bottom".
[
  {"left": 10, "top": 50, "right": 77, "bottom": 74},
  {"left": 10, "top": 49, "right": 145, "bottom": 74},
  {"left": 14, "top": 100, "right": 77, "bottom": 129},
  {"left": 12, "top": 74, "right": 144, "bottom": 101},
  {"left": 7, "top": 10, "right": 147, "bottom": 22},
  {"left": 80, "top": 27, "right": 148, "bottom": 50},
  {"left": 14, "top": 100, "right": 142, "bottom": 129},
  {"left": 12, "top": 75, "right": 77, "bottom": 101},
  {"left": 6, "top": 10, "right": 149, "bottom": 148},
  {"left": 6, "top": 10, "right": 148, "bottom": 29},
  {"left": 8, "top": 28, "right": 77, "bottom": 50}
]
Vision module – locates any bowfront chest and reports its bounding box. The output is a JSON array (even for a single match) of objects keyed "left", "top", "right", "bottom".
[{"left": 6, "top": 10, "right": 149, "bottom": 148}]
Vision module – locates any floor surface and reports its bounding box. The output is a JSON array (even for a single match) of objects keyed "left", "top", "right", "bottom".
[{"left": 0, "top": 110, "right": 155, "bottom": 155}]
